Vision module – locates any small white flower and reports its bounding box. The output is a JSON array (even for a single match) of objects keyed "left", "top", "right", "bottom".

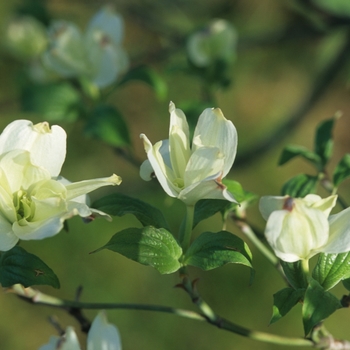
[
  {"left": 140, "top": 102, "right": 238, "bottom": 206},
  {"left": 39, "top": 311, "right": 121, "bottom": 350},
  {"left": 259, "top": 194, "right": 350, "bottom": 262},
  {"left": 43, "top": 6, "right": 128, "bottom": 88},
  {"left": 0, "top": 119, "right": 121, "bottom": 251},
  {"left": 187, "top": 19, "right": 237, "bottom": 68}
]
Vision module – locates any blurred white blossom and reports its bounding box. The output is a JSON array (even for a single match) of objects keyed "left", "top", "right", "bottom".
[
  {"left": 259, "top": 194, "right": 350, "bottom": 262},
  {"left": 43, "top": 6, "right": 129, "bottom": 88},
  {"left": 140, "top": 102, "right": 238, "bottom": 205},
  {"left": 187, "top": 19, "right": 237, "bottom": 68},
  {"left": 0, "top": 119, "right": 121, "bottom": 251},
  {"left": 39, "top": 311, "right": 122, "bottom": 350},
  {"left": 4, "top": 16, "right": 48, "bottom": 61}
]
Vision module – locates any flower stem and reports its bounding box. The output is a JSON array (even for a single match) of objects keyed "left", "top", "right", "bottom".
[
  {"left": 301, "top": 259, "right": 309, "bottom": 276},
  {"left": 179, "top": 205, "right": 195, "bottom": 252},
  {"left": 234, "top": 218, "right": 278, "bottom": 266},
  {"left": 10, "top": 285, "right": 314, "bottom": 347}
]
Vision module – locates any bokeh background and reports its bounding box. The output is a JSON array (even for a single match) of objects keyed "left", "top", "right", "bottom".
[{"left": 0, "top": 0, "right": 350, "bottom": 349}]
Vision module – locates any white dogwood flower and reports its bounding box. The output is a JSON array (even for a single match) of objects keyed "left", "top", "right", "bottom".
[
  {"left": 39, "top": 311, "right": 121, "bottom": 350},
  {"left": 187, "top": 19, "right": 237, "bottom": 68},
  {"left": 259, "top": 194, "right": 350, "bottom": 262},
  {"left": 43, "top": 6, "right": 128, "bottom": 88},
  {"left": 140, "top": 102, "right": 238, "bottom": 205},
  {"left": 0, "top": 119, "right": 121, "bottom": 251}
]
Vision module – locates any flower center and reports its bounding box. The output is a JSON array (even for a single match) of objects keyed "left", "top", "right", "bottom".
[{"left": 14, "top": 189, "right": 34, "bottom": 221}]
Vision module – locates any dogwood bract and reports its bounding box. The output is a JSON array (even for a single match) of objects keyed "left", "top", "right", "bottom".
[
  {"left": 43, "top": 6, "right": 129, "bottom": 88},
  {"left": 259, "top": 194, "right": 350, "bottom": 262},
  {"left": 39, "top": 311, "right": 122, "bottom": 350},
  {"left": 0, "top": 119, "right": 121, "bottom": 251},
  {"left": 140, "top": 102, "right": 238, "bottom": 205}
]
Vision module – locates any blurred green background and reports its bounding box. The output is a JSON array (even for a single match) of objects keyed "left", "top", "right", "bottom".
[{"left": 1, "top": 0, "right": 350, "bottom": 349}]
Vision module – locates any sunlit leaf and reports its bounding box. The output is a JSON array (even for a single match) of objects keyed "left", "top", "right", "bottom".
[
  {"left": 93, "top": 226, "right": 182, "bottom": 274},
  {"left": 0, "top": 246, "right": 60, "bottom": 288},
  {"left": 312, "top": 252, "right": 350, "bottom": 291}
]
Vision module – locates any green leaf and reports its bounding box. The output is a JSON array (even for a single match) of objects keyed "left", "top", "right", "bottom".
[
  {"left": 314, "top": 117, "right": 337, "bottom": 166},
  {"left": 21, "top": 82, "right": 81, "bottom": 122},
  {"left": 93, "top": 226, "right": 182, "bottom": 274},
  {"left": 342, "top": 278, "right": 350, "bottom": 291},
  {"left": 270, "top": 288, "right": 304, "bottom": 324},
  {"left": 312, "top": 252, "right": 350, "bottom": 291},
  {"left": 193, "top": 199, "right": 230, "bottom": 228},
  {"left": 280, "top": 260, "right": 308, "bottom": 290},
  {"left": 278, "top": 145, "right": 321, "bottom": 167},
  {"left": 85, "top": 104, "right": 131, "bottom": 147},
  {"left": 0, "top": 246, "right": 60, "bottom": 288},
  {"left": 281, "top": 174, "right": 318, "bottom": 197},
  {"left": 118, "top": 66, "right": 167, "bottom": 100},
  {"left": 302, "top": 278, "right": 341, "bottom": 335},
  {"left": 183, "top": 231, "right": 253, "bottom": 271},
  {"left": 91, "top": 193, "right": 170, "bottom": 230},
  {"left": 222, "top": 179, "right": 247, "bottom": 203},
  {"left": 333, "top": 154, "right": 350, "bottom": 187}
]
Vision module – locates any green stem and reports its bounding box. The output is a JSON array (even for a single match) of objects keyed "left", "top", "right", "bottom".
[
  {"left": 301, "top": 259, "right": 309, "bottom": 276},
  {"left": 12, "top": 286, "right": 313, "bottom": 347},
  {"left": 235, "top": 219, "right": 278, "bottom": 266},
  {"left": 179, "top": 205, "right": 195, "bottom": 252}
]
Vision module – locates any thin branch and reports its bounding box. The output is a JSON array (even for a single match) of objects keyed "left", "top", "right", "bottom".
[{"left": 9, "top": 284, "right": 313, "bottom": 347}]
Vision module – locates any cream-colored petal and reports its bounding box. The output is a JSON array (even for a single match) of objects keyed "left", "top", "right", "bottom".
[
  {"left": 179, "top": 174, "right": 237, "bottom": 205},
  {"left": 65, "top": 174, "right": 121, "bottom": 201},
  {"left": 192, "top": 107, "right": 237, "bottom": 177},
  {"left": 259, "top": 196, "right": 287, "bottom": 221},
  {"left": 321, "top": 207, "right": 350, "bottom": 253},
  {"left": 87, "top": 311, "right": 122, "bottom": 350},
  {"left": 265, "top": 205, "right": 329, "bottom": 262},
  {"left": 184, "top": 147, "right": 224, "bottom": 186},
  {"left": 13, "top": 214, "right": 65, "bottom": 240},
  {"left": 309, "top": 194, "right": 337, "bottom": 217},
  {"left": 169, "top": 102, "right": 191, "bottom": 179},
  {"left": 39, "top": 326, "right": 81, "bottom": 350},
  {"left": 140, "top": 134, "right": 179, "bottom": 197},
  {"left": 86, "top": 6, "right": 124, "bottom": 46},
  {"left": 43, "top": 20, "right": 88, "bottom": 77},
  {"left": 0, "top": 215, "right": 18, "bottom": 251},
  {"left": 0, "top": 120, "right": 67, "bottom": 176}
]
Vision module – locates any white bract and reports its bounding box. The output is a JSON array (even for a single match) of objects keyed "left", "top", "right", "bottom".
[
  {"left": 43, "top": 6, "right": 129, "bottom": 88},
  {"left": 140, "top": 102, "right": 238, "bottom": 206},
  {"left": 187, "top": 19, "right": 237, "bottom": 68},
  {"left": 0, "top": 119, "right": 121, "bottom": 251},
  {"left": 259, "top": 194, "right": 350, "bottom": 262},
  {"left": 39, "top": 311, "right": 122, "bottom": 350}
]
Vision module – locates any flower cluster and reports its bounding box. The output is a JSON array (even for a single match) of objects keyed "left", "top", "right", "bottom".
[
  {"left": 0, "top": 119, "right": 121, "bottom": 251},
  {"left": 140, "top": 102, "right": 238, "bottom": 206},
  {"left": 43, "top": 6, "right": 129, "bottom": 88},
  {"left": 39, "top": 311, "right": 121, "bottom": 350},
  {"left": 259, "top": 194, "right": 350, "bottom": 262}
]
